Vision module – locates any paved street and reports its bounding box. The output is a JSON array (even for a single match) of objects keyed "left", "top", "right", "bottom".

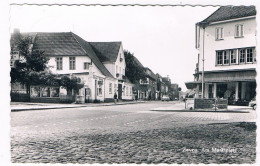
[{"left": 11, "top": 101, "right": 256, "bottom": 164}]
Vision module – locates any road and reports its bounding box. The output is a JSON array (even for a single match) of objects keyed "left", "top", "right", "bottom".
[{"left": 11, "top": 101, "right": 256, "bottom": 164}]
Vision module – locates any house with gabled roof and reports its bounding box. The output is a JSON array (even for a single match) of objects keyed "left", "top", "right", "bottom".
[
  {"left": 90, "top": 42, "right": 134, "bottom": 101},
  {"left": 185, "top": 6, "right": 256, "bottom": 105},
  {"left": 130, "top": 55, "right": 158, "bottom": 100},
  {"left": 11, "top": 30, "right": 133, "bottom": 103}
]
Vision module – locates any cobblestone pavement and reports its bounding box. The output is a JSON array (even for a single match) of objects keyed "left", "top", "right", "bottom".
[{"left": 10, "top": 101, "right": 256, "bottom": 164}]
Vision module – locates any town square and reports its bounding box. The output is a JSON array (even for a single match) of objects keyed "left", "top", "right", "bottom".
[{"left": 4, "top": 1, "right": 258, "bottom": 165}]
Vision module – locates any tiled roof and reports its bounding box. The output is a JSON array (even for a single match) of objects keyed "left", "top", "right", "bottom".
[
  {"left": 200, "top": 6, "right": 256, "bottom": 24},
  {"left": 33, "top": 32, "right": 86, "bottom": 56},
  {"left": 133, "top": 56, "right": 145, "bottom": 68},
  {"left": 11, "top": 32, "right": 114, "bottom": 78},
  {"left": 145, "top": 67, "right": 157, "bottom": 80},
  {"left": 71, "top": 33, "right": 114, "bottom": 78},
  {"left": 89, "top": 42, "right": 121, "bottom": 62}
]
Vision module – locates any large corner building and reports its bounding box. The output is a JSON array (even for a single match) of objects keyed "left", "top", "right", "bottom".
[{"left": 185, "top": 6, "right": 256, "bottom": 105}]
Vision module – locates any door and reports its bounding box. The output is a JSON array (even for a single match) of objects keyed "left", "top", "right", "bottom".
[
  {"left": 118, "top": 84, "right": 122, "bottom": 100},
  {"left": 85, "top": 88, "right": 91, "bottom": 103}
]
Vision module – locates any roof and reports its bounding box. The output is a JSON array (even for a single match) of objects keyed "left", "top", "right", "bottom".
[
  {"left": 200, "top": 6, "right": 256, "bottom": 25},
  {"left": 11, "top": 32, "right": 114, "bottom": 78},
  {"left": 33, "top": 32, "right": 86, "bottom": 56},
  {"left": 133, "top": 56, "right": 145, "bottom": 68},
  {"left": 71, "top": 33, "right": 114, "bottom": 78},
  {"left": 144, "top": 67, "right": 157, "bottom": 80},
  {"left": 89, "top": 42, "right": 121, "bottom": 62}
]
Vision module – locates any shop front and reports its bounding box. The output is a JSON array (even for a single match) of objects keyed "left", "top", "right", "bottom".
[{"left": 185, "top": 69, "right": 256, "bottom": 105}]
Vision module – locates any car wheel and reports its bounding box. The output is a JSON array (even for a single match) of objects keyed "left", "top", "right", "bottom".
[{"left": 253, "top": 105, "right": 256, "bottom": 110}]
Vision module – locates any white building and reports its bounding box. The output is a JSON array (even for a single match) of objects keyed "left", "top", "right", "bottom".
[
  {"left": 185, "top": 6, "right": 256, "bottom": 105},
  {"left": 11, "top": 31, "right": 134, "bottom": 103}
]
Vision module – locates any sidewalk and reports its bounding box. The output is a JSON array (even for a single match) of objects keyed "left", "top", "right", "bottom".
[
  {"left": 152, "top": 102, "right": 253, "bottom": 113},
  {"left": 10, "top": 101, "right": 145, "bottom": 112}
]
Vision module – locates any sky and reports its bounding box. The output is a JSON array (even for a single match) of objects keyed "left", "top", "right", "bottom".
[{"left": 9, "top": 4, "right": 218, "bottom": 91}]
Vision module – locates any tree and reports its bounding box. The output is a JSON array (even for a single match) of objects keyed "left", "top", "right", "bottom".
[
  {"left": 124, "top": 50, "right": 146, "bottom": 83},
  {"left": 10, "top": 32, "right": 49, "bottom": 97},
  {"left": 60, "top": 75, "right": 84, "bottom": 96}
]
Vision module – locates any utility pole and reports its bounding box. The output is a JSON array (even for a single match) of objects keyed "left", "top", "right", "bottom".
[{"left": 201, "top": 25, "right": 206, "bottom": 99}]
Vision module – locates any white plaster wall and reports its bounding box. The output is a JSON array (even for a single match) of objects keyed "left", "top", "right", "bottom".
[
  {"left": 198, "top": 18, "right": 256, "bottom": 72},
  {"left": 48, "top": 56, "right": 92, "bottom": 74},
  {"left": 104, "top": 78, "right": 116, "bottom": 99},
  {"left": 114, "top": 44, "right": 126, "bottom": 77},
  {"left": 122, "top": 82, "right": 134, "bottom": 100},
  {"left": 103, "top": 63, "right": 115, "bottom": 76}
]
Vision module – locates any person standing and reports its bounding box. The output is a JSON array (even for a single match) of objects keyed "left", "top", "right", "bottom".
[{"left": 114, "top": 93, "right": 118, "bottom": 104}]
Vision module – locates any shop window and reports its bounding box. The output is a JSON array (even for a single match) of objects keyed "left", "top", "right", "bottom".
[
  {"left": 216, "top": 51, "right": 223, "bottom": 65},
  {"left": 246, "top": 48, "right": 253, "bottom": 63},
  {"left": 50, "top": 87, "right": 60, "bottom": 97},
  {"left": 223, "top": 51, "right": 229, "bottom": 64},
  {"left": 239, "top": 49, "right": 246, "bottom": 63},
  {"left": 41, "top": 87, "right": 50, "bottom": 97},
  {"left": 97, "top": 85, "right": 102, "bottom": 96},
  {"left": 230, "top": 50, "right": 236, "bottom": 64},
  {"left": 30, "top": 86, "right": 40, "bottom": 97}
]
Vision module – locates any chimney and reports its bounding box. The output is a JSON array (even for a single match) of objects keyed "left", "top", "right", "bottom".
[{"left": 13, "top": 28, "right": 20, "bottom": 34}]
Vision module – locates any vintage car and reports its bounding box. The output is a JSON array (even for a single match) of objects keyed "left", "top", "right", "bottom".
[
  {"left": 249, "top": 99, "right": 256, "bottom": 110},
  {"left": 161, "top": 95, "right": 170, "bottom": 101}
]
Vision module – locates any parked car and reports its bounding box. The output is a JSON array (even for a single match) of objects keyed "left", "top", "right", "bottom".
[
  {"left": 161, "top": 95, "right": 170, "bottom": 101},
  {"left": 249, "top": 99, "right": 256, "bottom": 110}
]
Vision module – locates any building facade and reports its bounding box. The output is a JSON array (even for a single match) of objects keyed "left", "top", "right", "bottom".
[
  {"left": 185, "top": 6, "right": 256, "bottom": 105},
  {"left": 11, "top": 31, "right": 134, "bottom": 103}
]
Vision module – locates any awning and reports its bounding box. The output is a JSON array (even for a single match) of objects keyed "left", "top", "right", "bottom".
[{"left": 185, "top": 81, "right": 201, "bottom": 89}]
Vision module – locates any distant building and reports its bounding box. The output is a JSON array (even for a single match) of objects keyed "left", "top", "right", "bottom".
[{"left": 185, "top": 6, "right": 256, "bottom": 105}]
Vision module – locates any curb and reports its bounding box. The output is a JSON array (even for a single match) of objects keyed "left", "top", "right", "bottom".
[
  {"left": 151, "top": 109, "right": 250, "bottom": 113},
  {"left": 11, "top": 101, "right": 145, "bottom": 112}
]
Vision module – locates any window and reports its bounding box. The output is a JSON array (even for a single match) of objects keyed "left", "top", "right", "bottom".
[
  {"left": 109, "top": 83, "right": 112, "bottom": 94},
  {"left": 97, "top": 84, "right": 102, "bottom": 96},
  {"left": 69, "top": 57, "right": 76, "bottom": 70},
  {"left": 246, "top": 48, "right": 253, "bottom": 63},
  {"left": 114, "top": 84, "right": 117, "bottom": 92},
  {"left": 50, "top": 87, "right": 60, "bottom": 97},
  {"left": 30, "top": 86, "right": 40, "bottom": 97},
  {"left": 235, "top": 24, "right": 243, "bottom": 37},
  {"left": 216, "top": 51, "right": 223, "bottom": 65},
  {"left": 84, "top": 62, "right": 90, "bottom": 70},
  {"left": 223, "top": 51, "right": 229, "bottom": 64},
  {"left": 230, "top": 50, "right": 236, "bottom": 64},
  {"left": 56, "top": 57, "right": 63, "bottom": 70},
  {"left": 42, "top": 87, "right": 50, "bottom": 97},
  {"left": 239, "top": 49, "right": 246, "bottom": 63},
  {"left": 216, "top": 27, "right": 223, "bottom": 40}
]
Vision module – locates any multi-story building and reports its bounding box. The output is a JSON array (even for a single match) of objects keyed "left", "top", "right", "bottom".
[
  {"left": 11, "top": 30, "right": 134, "bottom": 103},
  {"left": 185, "top": 6, "right": 256, "bottom": 105}
]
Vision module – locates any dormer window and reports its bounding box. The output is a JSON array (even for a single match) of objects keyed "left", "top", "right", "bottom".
[{"left": 216, "top": 27, "right": 223, "bottom": 40}]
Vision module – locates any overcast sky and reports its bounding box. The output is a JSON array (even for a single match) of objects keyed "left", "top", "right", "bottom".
[{"left": 10, "top": 5, "right": 218, "bottom": 90}]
